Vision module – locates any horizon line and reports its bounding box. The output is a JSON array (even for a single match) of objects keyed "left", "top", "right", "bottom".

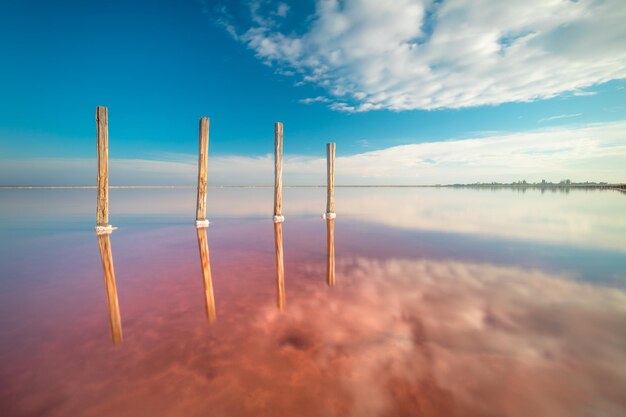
[
  {"left": 0, "top": 185, "right": 440, "bottom": 189},
  {"left": 1, "top": 184, "right": 624, "bottom": 189}
]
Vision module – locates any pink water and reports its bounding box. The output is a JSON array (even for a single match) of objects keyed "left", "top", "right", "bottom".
[{"left": 1, "top": 188, "right": 625, "bottom": 417}]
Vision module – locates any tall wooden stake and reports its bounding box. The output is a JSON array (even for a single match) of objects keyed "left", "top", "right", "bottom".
[
  {"left": 96, "top": 106, "right": 109, "bottom": 227},
  {"left": 325, "top": 142, "right": 336, "bottom": 286},
  {"left": 196, "top": 227, "right": 216, "bottom": 322},
  {"left": 274, "top": 122, "right": 283, "bottom": 217},
  {"left": 273, "top": 122, "right": 285, "bottom": 310},
  {"left": 196, "top": 117, "right": 210, "bottom": 225},
  {"left": 326, "top": 142, "right": 336, "bottom": 214},
  {"left": 97, "top": 234, "right": 122, "bottom": 344}
]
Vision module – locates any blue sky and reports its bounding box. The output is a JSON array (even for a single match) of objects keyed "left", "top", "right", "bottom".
[{"left": 1, "top": 0, "right": 625, "bottom": 185}]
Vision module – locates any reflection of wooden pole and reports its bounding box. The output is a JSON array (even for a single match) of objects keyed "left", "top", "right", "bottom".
[
  {"left": 97, "top": 234, "right": 122, "bottom": 344},
  {"left": 326, "top": 218, "right": 335, "bottom": 287},
  {"left": 274, "top": 223, "right": 285, "bottom": 311},
  {"left": 326, "top": 142, "right": 335, "bottom": 214},
  {"left": 196, "top": 227, "right": 216, "bottom": 322},
  {"left": 274, "top": 122, "right": 283, "bottom": 217},
  {"left": 196, "top": 117, "right": 210, "bottom": 224},
  {"left": 96, "top": 106, "right": 109, "bottom": 227}
]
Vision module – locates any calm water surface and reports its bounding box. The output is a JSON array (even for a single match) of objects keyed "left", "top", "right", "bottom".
[{"left": 1, "top": 188, "right": 625, "bottom": 417}]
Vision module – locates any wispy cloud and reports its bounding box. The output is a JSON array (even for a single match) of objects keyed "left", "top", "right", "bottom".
[
  {"left": 572, "top": 91, "right": 597, "bottom": 97},
  {"left": 538, "top": 113, "right": 582, "bottom": 123},
  {"left": 2, "top": 122, "right": 625, "bottom": 186},
  {"left": 213, "top": 0, "right": 626, "bottom": 112},
  {"left": 298, "top": 96, "right": 331, "bottom": 104},
  {"left": 275, "top": 3, "right": 289, "bottom": 18}
]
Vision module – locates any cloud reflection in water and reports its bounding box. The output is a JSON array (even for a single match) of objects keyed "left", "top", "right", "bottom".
[{"left": 35, "top": 253, "right": 622, "bottom": 417}]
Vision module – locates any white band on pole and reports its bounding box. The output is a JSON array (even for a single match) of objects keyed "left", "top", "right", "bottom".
[
  {"left": 322, "top": 212, "right": 336, "bottom": 220},
  {"left": 273, "top": 215, "right": 285, "bottom": 223},
  {"left": 95, "top": 225, "right": 117, "bottom": 235},
  {"left": 196, "top": 219, "right": 210, "bottom": 228}
]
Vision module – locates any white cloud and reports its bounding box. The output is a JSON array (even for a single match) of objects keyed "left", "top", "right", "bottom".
[
  {"left": 276, "top": 3, "right": 289, "bottom": 18},
  {"left": 330, "top": 121, "right": 626, "bottom": 184},
  {"left": 2, "top": 121, "right": 625, "bottom": 186},
  {"left": 298, "top": 95, "right": 331, "bottom": 104},
  {"left": 572, "top": 91, "right": 597, "bottom": 97},
  {"left": 222, "top": 0, "right": 626, "bottom": 111},
  {"left": 538, "top": 113, "right": 582, "bottom": 123}
]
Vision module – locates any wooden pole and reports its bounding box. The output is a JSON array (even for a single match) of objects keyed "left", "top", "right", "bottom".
[
  {"left": 326, "top": 218, "right": 335, "bottom": 287},
  {"left": 274, "top": 223, "right": 285, "bottom": 311},
  {"left": 273, "top": 122, "right": 285, "bottom": 309},
  {"left": 96, "top": 106, "right": 109, "bottom": 227},
  {"left": 325, "top": 142, "right": 336, "bottom": 286},
  {"left": 326, "top": 142, "right": 336, "bottom": 214},
  {"left": 274, "top": 122, "right": 283, "bottom": 217},
  {"left": 97, "top": 234, "right": 122, "bottom": 344},
  {"left": 196, "top": 227, "right": 216, "bottom": 322},
  {"left": 196, "top": 117, "right": 210, "bottom": 223}
]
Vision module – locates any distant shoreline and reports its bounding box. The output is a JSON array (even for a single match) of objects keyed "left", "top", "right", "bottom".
[
  {"left": 1, "top": 184, "right": 624, "bottom": 190},
  {"left": 447, "top": 184, "right": 626, "bottom": 191}
]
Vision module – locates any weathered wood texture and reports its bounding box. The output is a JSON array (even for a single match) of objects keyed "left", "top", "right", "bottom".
[
  {"left": 96, "top": 106, "right": 109, "bottom": 226},
  {"left": 97, "top": 234, "right": 122, "bottom": 344},
  {"left": 274, "top": 222, "right": 285, "bottom": 311},
  {"left": 274, "top": 122, "right": 283, "bottom": 216},
  {"left": 326, "top": 142, "right": 336, "bottom": 213},
  {"left": 196, "top": 117, "right": 210, "bottom": 221},
  {"left": 196, "top": 227, "right": 216, "bottom": 322},
  {"left": 326, "top": 218, "right": 335, "bottom": 287}
]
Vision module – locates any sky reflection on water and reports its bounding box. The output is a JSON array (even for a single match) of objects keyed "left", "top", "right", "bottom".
[
  {"left": 0, "top": 188, "right": 625, "bottom": 416},
  {"left": 1, "top": 187, "right": 625, "bottom": 252}
]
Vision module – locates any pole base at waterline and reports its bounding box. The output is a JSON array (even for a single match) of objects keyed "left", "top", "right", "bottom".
[
  {"left": 196, "top": 219, "right": 210, "bottom": 228},
  {"left": 95, "top": 225, "right": 118, "bottom": 235}
]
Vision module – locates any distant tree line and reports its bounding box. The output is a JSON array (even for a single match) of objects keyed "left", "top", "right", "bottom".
[{"left": 448, "top": 179, "right": 625, "bottom": 190}]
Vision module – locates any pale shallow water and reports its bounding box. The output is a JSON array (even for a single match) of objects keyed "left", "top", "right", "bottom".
[{"left": 1, "top": 188, "right": 625, "bottom": 417}]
